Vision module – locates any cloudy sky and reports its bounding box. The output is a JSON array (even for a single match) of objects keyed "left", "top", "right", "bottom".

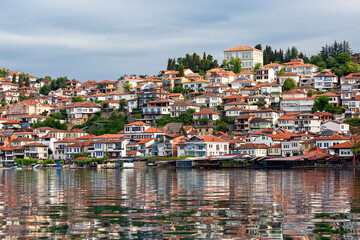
[{"left": 0, "top": 0, "right": 359, "bottom": 81}]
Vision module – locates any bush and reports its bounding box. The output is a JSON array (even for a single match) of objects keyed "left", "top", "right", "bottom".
[
  {"left": 344, "top": 118, "right": 360, "bottom": 126},
  {"left": 16, "top": 158, "right": 38, "bottom": 165},
  {"left": 42, "top": 159, "right": 55, "bottom": 166}
]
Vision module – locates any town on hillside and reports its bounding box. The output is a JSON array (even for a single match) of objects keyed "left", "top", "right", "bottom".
[{"left": 0, "top": 42, "right": 360, "bottom": 168}]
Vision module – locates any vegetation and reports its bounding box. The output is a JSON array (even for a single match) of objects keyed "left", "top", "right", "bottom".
[
  {"left": 73, "top": 152, "right": 91, "bottom": 159},
  {"left": 15, "top": 158, "right": 38, "bottom": 165},
  {"left": 311, "top": 96, "right": 344, "bottom": 114},
  {"left": 167, "top": 52, "right": 219, "bottom": 76},
  {"left": 51, "top": 109, "right": 67, "bottom": 120},
  {"left": 283, "top": 78, "right": 296, "bottom": 91},
  {"left": 155, "top": 109, "right": 196, "bottom": 128},
  {"left": 40, "top": 85, "right": 51, "bottom": 95},
  {"left": 33, "top": 117, "right": 68, "bottom": 130},
  {"left": 344, "top": 118, "right": 360, "bottom": 126},
  {"left": 73, "top": 111, "right": 127, "bottom": 135},
  {"left": 123, "top": 83, "right": 133, "bottom": 92},
  {"left": 72, "top": 97, "right": 84, "bottom": 102},
  {"left": 221, "top": 57, "right": 242, "bottom": 74},
  {"left": 75, "top": 157, "right": 107, "bottom": 164},
  {"left": 42, "top": 159, "right": 55, "bottom": 166}
]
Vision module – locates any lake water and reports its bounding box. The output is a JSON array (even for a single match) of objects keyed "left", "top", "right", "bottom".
[{"left": 0, "top": 168, "right": 359, "bottom": 239}]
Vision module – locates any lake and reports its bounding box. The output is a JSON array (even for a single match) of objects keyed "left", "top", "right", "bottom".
[{"left": 0, "top": 168, "right": 359, "bottom": 239}]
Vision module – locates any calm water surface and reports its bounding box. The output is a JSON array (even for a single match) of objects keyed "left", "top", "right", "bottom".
[{"left": 0, "top": 168, "right": 359, "bottom": 239}]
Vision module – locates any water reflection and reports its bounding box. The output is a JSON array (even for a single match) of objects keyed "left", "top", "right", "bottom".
[{"left": 0, "top": 168, "right": 358, "bottom": 238}]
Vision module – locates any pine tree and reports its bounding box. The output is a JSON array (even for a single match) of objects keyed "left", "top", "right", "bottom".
[
  {"left": 18, "top": 74, "right": 24, "bottom": 87},
  {"left": 25, "top": 76, "right": 31, "bottom": 87},
  {"left": 12, "top": 73, "right": 16, "bottom": 84}
]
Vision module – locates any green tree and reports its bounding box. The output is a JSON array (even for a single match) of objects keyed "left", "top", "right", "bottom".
[
  {"left": 72, "top": 97, "right": 84, "bottom": 102},
  {"left": 25, "top": 76, "right": 31, "bottom": 87},
  {"left": 12, "top": 74, "right": 17, "bottom": 84},
  {"left": 254, "top": 63, "right": 262, "bottom": 71},
  {"left": 40, "top": 85, "right": 51, "bottom": 95},
  {"left": 33, "top": 117, "right": 68, "bottom": 130},
  {"left": 312, "top": 96, "right": 330, "bottom": 112},
  {"left": 326, "top": 56, "right": 337, "bottom": 68},
  {"left": 18, "top": 74, "right": 24, "bottom": 87},
  {"left": 119, "top": 99, "right": 127, "bottom": 111},
  {"left": 336, "top": 52, "right": 351, "bottom": 64},
  {"left": 233, "top": 58, "right": 242, "bottom": 74},
  {"left": 123, "top": 83, "right": 133, "bottom": 92},
  {"left": 279, "top": 68, "right": 286, "bottom": 75},
  {"left": 173, "top": 83, "right": 184, "bottom": 93},
  {"left": 307, "top": 89, "right": 314, "bottom": 97},
  {"left": 102, "top": 102, "right": 109, "bottom": 109},
  {"left": 254, "top": 44, "right": 262, "bottom": 50},
  {"left": 178, "top": 63, "right": 185, "bottom": 77},
  {"left": 283, "top": 78, "right": 296, "bottom": 91}
]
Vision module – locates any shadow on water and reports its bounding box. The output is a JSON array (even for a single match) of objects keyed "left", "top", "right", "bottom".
[{"left": 0, "top": 168, "right": 358, "bottom": 239}]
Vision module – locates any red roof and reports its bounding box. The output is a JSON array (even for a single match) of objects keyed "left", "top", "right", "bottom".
[
  {"left": 193, "top": 109, "right": 220, "bottom": 115},
  {"left": 224, "top": 46, "right": 261, "bottom": 52}
]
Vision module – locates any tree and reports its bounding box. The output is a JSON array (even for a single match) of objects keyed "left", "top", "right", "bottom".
[
  {"left": 173, "top": 83, "right": 184, "bottom": 93},
  {"left": 18, "top": 74, "right": 24, "bottom": 87},
  {"left": 326, "top": 56, "right": 337, "bottom": 69},
  {"left": 32, "top": 117, "right": 68, "bottom": 130},
  {"left": 12, "top": 74, "right": 17, "bottom": 84},
  {"left": 101, "top": 102, "right": 109, "bottom": 109},
  {"left": 254, "top": 63, "right": 262, "bottom": 71},
  {"left": 119, "top": 99, "right": 127, "bottom": 111},
  {"left": 312, "top": 96, "right": 330, "bottom": 112},
  {"left": 40, "top": 85, "right": 51, "bottom": 95},
  {"left": 307, "top": 90, "right": 314, "bottom": 97},
  {"left": 233, "top": 58, "right": 242, "bottom": 74},
  {"left": 178, "top": 63, "right": 185, "bottom": 77},
  {"left": 254, "top": 44, "right": 262, "bottom": 50},
  {"left": 123, "top": 83, "right": 133, "bottom": 92},
  {"left": 25, "top": 76, "right": 31, "bottom": 87},
  {"left": 283, "top": 78, "right": 296, "bottom": 91},
  {"left": 72, "top": 97, "right": 84, "bottom": 102},
  {"left": 336, "top": 52, "right": 351, "bottom": 64},
  {"left": 279, "top": 68, "right": 285, "bottom": 75}
]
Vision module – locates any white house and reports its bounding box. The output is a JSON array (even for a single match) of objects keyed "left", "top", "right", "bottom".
[
  {"left": 193, "top": 109, "right": 220, "bottom": 121},
  {"left": 313, "top": 70, "right": 338, "bottom": 92},
  {"left": 255, "top": 68, "right": 276, "bottom": 83},
  {"left": 195, "top": 93, "right": 222, "bottom": 109},
  {"left": 224, "top": 46, "right": 263, "bottom": 71},
  {"left": 279, "top": 72, "right": 301, "bottom": 85},
  {"left": 179, "top": 135, "right": 229, "bottom": 157},
  {"left": 294, "top": 113, "right": 321, "bottom": 133},
  {"left": 280, "top": 97, "right": 315, "bottom": 113},
  {"left": 321, "top": 121, "right": 350, "bottom": 134}
]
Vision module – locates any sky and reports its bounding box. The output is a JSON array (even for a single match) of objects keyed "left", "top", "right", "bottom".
[{"left": 0, "top": 0, "right": 359, "bottom": 81}]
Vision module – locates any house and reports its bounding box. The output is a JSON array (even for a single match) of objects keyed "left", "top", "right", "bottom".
[
  {"left": 5, "top": 100, "right": 52, "bottom": 120},
  {"left": 239, "top": 87, "right": 260, "bottom": 96},
  {"left": 142, "top": 98, "right": 171, "bottom": 120},
  {"left": 179, "top": 135, "right": 229, "bottom": 157},
  {"left": 284, "top": 63, "right": 317, "bottom": 77},
  {"left": 238, "top": 70, "right": 255, "bottom": 80},
  {"left": 195, "top": 93, "right": 222, "bottom": 109},
  {"left": 105, "top": 91, "right": 137, "bottom": 101},
  {"left": 281, "top": 139, "right": 302, "bottom": 157},
  {"left": 280, "top": 97, "right": 315, "bottom": 112},
  {"left": 182, "top": 79, "right": 209, "bottom": 92},
  {"left": 246, "top": 94, "right": 271, "bottom": 107},
  {"left": 279, "top": 72, "right": 301, "bottom": 85},
  {"left": 169, "top": 93, "right": 184, "bottom": 102},
  {"left": 340, "top": 73, "right": 360, "bottom": 84},
  {"left": 267, "top": 143, "right": 282, "bottom": 157},
  {"left": 205, "top": 69, "right": 237, "bottom": 84},
  {"left": 255, "top": 68, "right": 276, "bottom": 83},
  {"left": 204, "top": 83, "right": 230, "bottom": 94},
  {"left": 260, "top": 83, "right": 282, "bottom": 94},
  {"left": 233, "top": 143, "right": 268, "bottom": 157},
  {"left": 64, "top": 141, "right": 92, "bottom": 160},
  {"left": 278, "top": 115, "right": 296, "bottom": 132},
  {"left": 235, "top": 115, "right": 254, "bottom": 134},
  {"left": 23, "top": 142, "right": 49, "bottom": 160},
  {"left": 321, "top": 121, "right": 350, "bottom": 134},
  {"left": 120, "top": 122, "right": 165, "bottom": 139},
  {"left": 328, "top": 141, "right": 354, "bottom": 157},
  {"left": 315, "top": 133, "right": 350, "bottom": 152},
  {"left": 53, "top": 139, "right": 80, "bottom": 160},
  {"left": 263, "top": 62, "right": 284, "bottom": 74},
  {"left": 294, "top": 113, "right": 321, "bottom": 132},
  {"left": 250, "top": 118, "right": 272, "bottom": 132},
  {"left": 2, "top": 120, "right": 21, "bottom": 129},
  {"left": 171, "top": 101, "right": 200, "bottom": 117},
  {"left": 90, "top": 138, "right": 131, "bottom": 159},
  {"left": 314, "top": 70, "right": 338, "bottom": 91},
  {"left": 230, "top": 78, "right": 256, "bottom": 90},
  {"left": 223, "top": 46, "right": 263, "bottom": 71},
  {"left": 65, "top": 101, "right": 102, "bottom": 125},
  {"left": 283, "top": 89, "right": 307, "bottom": 99},
  {"left": 253, "top": 109, "right": 281, "bottom": 125},
  {"left": 222, "top": 88, "right": 239, "bottom": 97},
  {"left": 193, "top": 109, "right": 220, "bottom": 121},
  {"left": 152, "top": 134, "right": 186, "bottom": 157},
  {"left": 96, "top": 80, "right": 117, "bottom": 93},
  {"left": 314, "top": 92, "right": 341, "bottom": 107}
]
